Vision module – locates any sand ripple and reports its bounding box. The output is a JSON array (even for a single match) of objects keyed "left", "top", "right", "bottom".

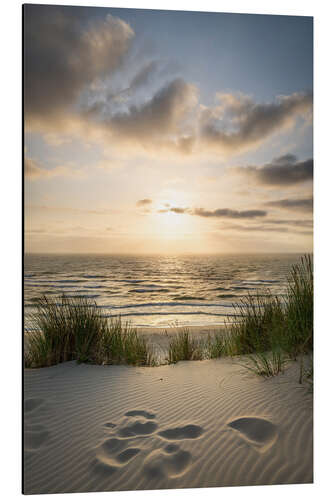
[{"left": 23, "top": 358, "right": 313, "bottom": 494}]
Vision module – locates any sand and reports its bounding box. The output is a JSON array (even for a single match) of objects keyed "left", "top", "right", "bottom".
[{"left": 23, "top": 351, "right": 313, "bottom": 494}]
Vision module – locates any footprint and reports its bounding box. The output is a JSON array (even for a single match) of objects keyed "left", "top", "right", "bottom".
[
  {"left": 227, "top": 417, "right": 278, "bottom": 452},
  {"left": 124, "top": 410, "right": 156, "bottom": 419},
  {"left": 99, "top": 437, "right": 127, "bottom": 457},
  {"left": 94, "top": 411, "right": 204, "bottom": 479},
  {"left": 104, "top": 422, "right": 117, "bottom": 429},
  {"left": 116, "top": 448, "right": 141, "bottom": 464},
  {"left": 24, "top": 398, "right": 44, "bottom": 414},
  {"left": 158, "top": 424, "right": 204, "bottom": 441},
  {"left": 143, "top": 448, "right": 192, "bottom": 479},
  {"left": 118, "top": 420, "right": 158, "bottom": 438},
  {"left": 95, "top": 437, "right": 141, "bottom": 471},
  {"left": 164, "top": 444, "right": 180, "bottom": 454},
  {"left": 24, "top": 423, "right": 49, "bottom": 451}
]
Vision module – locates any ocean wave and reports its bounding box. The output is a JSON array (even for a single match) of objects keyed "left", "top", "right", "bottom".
[
  {"left": 25, "top": 283, "right": 79, "bottom": 289},
  {"left": 82, "top": 285, "right": 104, "bottom": 289},
  {"left": 172, "top": 296, "right": 206, "bottom": 301},
  {"left": 114, "top": 279, "right": 146, "bottom": 284},
  {"left": 128, "top": 288, "right": 171, "bottom": 293},
  {"left": 62, "top": 294, "right": 100, "bottom": 299},
  {"left": 81, "top": 274, "right": 106, "bottom": 279},
  {"left": 102, "top": 311, "right": 241, "bottom": 318},
  {"left": 243, "top": 279, "right": 280, "bottom": 284},
  {"left": 232, "top": 286, "right": 256, "bottom": 290},
  {"left": 102, "top": 301, "right": 234, "bottom": 309}
]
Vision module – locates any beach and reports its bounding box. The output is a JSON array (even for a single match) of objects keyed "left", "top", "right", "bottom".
[{"left": 24, "top": 350, "right": 313, "bottom": 494}]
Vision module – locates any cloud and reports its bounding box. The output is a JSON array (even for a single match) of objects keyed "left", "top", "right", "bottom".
[
  {"left": 94, "top": 78, "right": 198, "bottom": 143},
  {"left": 97, "top": 60, "right": 162, "bottom": 106},
  {"left": 265, "top": 197, "right": 313, "bottom": 212},
  {"left": 91, "top": 87, "right": 310, "bottom": 155},
  {"left": 218, "top": 222, "right": 312, "bottom": 235},
  {"left": 262, "top": 219, "right": 313, "bottom": 227},
  {"left": 27, "top": 205, "right": 119, "bottom": 215},
  {"left": 136, "top": 199, "right": 153, "bottom": 206},
  {"left": 170, "top": 207, "right": 189, "bottom": 214},
  {"left": 25, "top": 158, "right": 83, "bottom": 179},
  {"left": 160, "top": 206, "right": 267, "bottom": 219},
  {"left": 200, "top": 91, "right": 312, "bottom": 154},
  {"left": 234, "top": 155, "right": 313, "bottom": 185},
  {"left": 24, "top": 5, "right": 312, "bottom": 159},
  {"left": 215, "top": 216, "right": 313, "bottom": 235},
  {"left": 129, "top": 60, "right": 159, "bottom": 91},
  {"left": 24, "top": 5, "right": 134, "bottom": 124},
  {"left": 193, "top": 207, "right": 267, "bottom": 218}
]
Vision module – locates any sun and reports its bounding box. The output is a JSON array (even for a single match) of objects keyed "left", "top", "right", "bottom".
[{"left": 150, "top": 202, "right": 194, "bottom": 239}]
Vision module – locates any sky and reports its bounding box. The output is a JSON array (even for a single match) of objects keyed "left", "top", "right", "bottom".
[{"left": 24, "top": 4, "right": 313, "bottom": 254}]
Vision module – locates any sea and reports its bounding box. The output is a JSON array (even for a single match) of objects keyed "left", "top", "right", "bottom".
[{"left": 24, "top": 253, "right": 302, "bottom": 330}]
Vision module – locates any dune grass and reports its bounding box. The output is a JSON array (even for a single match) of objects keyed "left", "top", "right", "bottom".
[
  {"left": 206, "top": 329, "right": 239, "bottom": 358},
  {"left": 239, "top": 349, "right": 288, "bottom": 378},
  {"left": 24, "top": 295, "right": 155, "bottom": 368},
  {"left": 92, "top": 316, "right": 156, "bottom": 366},
  {"left": 216, "top": 255, "right": 313, "bottom": 379},
  {"left": 167, "top": 329, "right": 204, "bottom": 363}
]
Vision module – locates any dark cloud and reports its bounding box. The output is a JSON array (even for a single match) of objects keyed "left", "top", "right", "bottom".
[
  {"left": 235, "top": 155, "right": 313, "bottom": 185},
  {"left": 193, "top": 208, "right": 267, "bottom": 219},
  {"left": 99, "top": 78, "right": 197, "bottom": 141},
  {"left": 265, "top": 197, "right": 313, "bottom": 212},
  {"left": 170, "top": 207, "right": 189, "bottom": 214},
  {"left": 129, "top": 60, "right": 159, "bottom": 90},
  {"left": 99, "top": 60, "right": 161, "bottom": 105},
  {"left": 272, "top": 154, "right": 298, "bottom": 165},
  {"left": 160, "top": 206, "right": 267, "bottom": 219},
  {"left": 201, "top": 92, "right": 312, "bottom": 154},
  {"left": 24, "top": 5, "right": 134, "bottom": 123},
  {"left": 136, "top": 199, "right": 153, "bottom": 206}
]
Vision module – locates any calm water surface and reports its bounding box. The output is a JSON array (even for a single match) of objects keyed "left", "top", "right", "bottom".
[{"left": 24, "top": 253, "right": 301, "bottom": 329}]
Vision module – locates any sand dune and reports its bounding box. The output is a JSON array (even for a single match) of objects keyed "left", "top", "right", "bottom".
[{"left": 23, "top": 357, "right": 313, "bottom": 494}]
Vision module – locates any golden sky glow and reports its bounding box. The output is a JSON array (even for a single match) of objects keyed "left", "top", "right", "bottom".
[{"left": 24, "top": 6, "right": 313, "bottom": 254}]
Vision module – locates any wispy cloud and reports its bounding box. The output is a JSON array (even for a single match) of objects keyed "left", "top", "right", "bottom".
[
  {"left": 25, "top": 158, "right": 83, "bottom": 179},
  {"left": 158, "top": 206, "right": 267, "bottom": 219},
  {"left": 200, "top": 91, "right": 312, "bottom": 155},
  {"left": 265, "top": 197, "right": 313, "bottom": 212},
  {"left": 136, "top": 199, "right": 153, "bottom": 207},
  {"left": 232, "top": 154, "right": 313, "bottom": 185},
  {"left": 27, "top": 205, "right": 119, "bottom": 215},
  {"left": 193, "top": 207, "right": 267, "bottom": 219}
]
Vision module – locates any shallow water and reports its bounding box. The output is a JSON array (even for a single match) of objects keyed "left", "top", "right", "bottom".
[{"left": 24, "top": 253, "right": 301, "bottom": 328}]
